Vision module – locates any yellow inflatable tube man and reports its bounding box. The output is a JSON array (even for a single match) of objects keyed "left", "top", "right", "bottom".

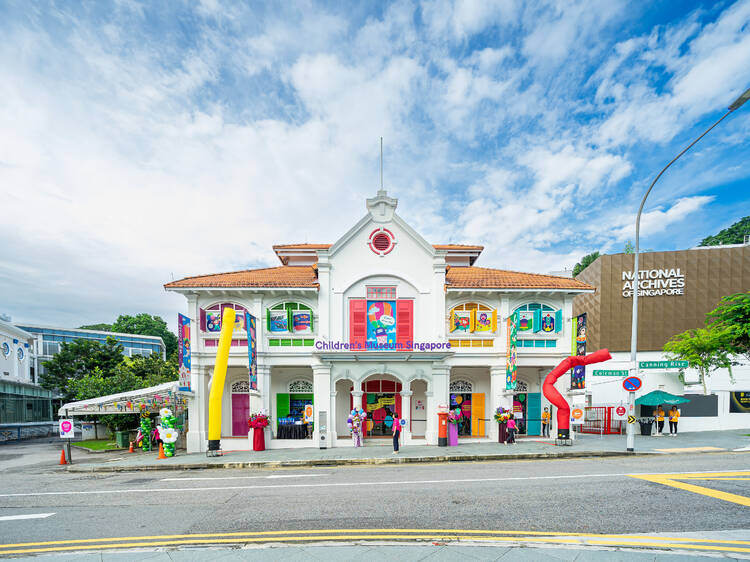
[{"left": 207, "top": 307, "right": 235, "bottom": 452}]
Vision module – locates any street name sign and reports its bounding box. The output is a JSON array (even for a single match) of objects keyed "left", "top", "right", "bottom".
[
  {"left": 623, "top": 377, "right": 642, "bottom": 392},
  {"left": 593, "top": 369, "right": 629, "bottom": 377},
  {"left": 639, "top": 360, "right": 688, "bottom": 369},
  {"left": 59, "top": 419, "right": 74, "bottom": 439}
]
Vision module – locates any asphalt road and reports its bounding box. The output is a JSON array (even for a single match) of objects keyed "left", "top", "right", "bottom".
[{"left": 0, "top": 441, "right": 749, "bottom": 558}]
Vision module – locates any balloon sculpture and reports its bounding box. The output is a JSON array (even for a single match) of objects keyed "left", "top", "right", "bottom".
[
  {"left": 542, "top": 348, "right": 612, "bottom": 440},
  {"left": 157, "top": 408, "right": 180, "bottom": 457},
  {"left": 347, "top": 408, "right": 367, "bottom": 447},
  {"left": 139, "top": 411, "right": 152, "bottom": 452}
]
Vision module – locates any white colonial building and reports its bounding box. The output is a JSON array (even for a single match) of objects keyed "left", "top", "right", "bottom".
[{"left": 166, "top": 191, "right": 594, "bottom": 453}]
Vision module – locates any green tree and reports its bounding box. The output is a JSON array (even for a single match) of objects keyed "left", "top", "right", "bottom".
[
  {"left": 706, "top": 292, "right": 750, "bottom": 360},
  {"left": 572, "top": 251, "right": 600, "bottom": 277},
  {"left": 111, "top": 313, "right": 178, "bottom": 358},
  {"left": 78, "top": 323, "right": 112, "bottom": 331},
  {"left": 700, "top": 216, "right": 750, "bottom": 246},
  {"left": 624, "top": 241, "right": 634, "bottom": 254},
  {"left": 70, "top": 358, "right": 177, "bottom": 433},
  {"left": 40, "top": 337, "right": 125, "bottom": 402},
  {"left": 663, "top": 327, "right": 736, "bottom": 395}
]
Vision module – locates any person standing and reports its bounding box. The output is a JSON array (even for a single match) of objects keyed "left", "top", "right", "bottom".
[
  {"left": 392, "top": 412, "right": 401, "bottom": 454},
  {"left": 668, "top": 406, "right": 680, "bottom": 436},
  {"left": 506, "top": 414, "right": 516, "bottom": 445},
  {"left": 653, "top": 405, "right": 666, "bottom": 435},
  {"left": 541, "top": 407, "right": 551, "bottom": 437}
]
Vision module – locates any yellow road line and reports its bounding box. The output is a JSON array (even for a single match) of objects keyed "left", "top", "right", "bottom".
[
  {"left": 5, "top": 528, "right": 750, "bottom": 549},
  {"left": 2, "top": 534, "right": 750, "bottom": 556},
  {"left": 630, "top": 473, "right": 750, "bottom": 507}
]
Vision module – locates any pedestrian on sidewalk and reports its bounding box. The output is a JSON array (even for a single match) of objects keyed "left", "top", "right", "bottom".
[
  {"left": 506, "top": 414, "right": 516, "bottom": 445},
  {"left": 541, "top": 407, "right": 550, "bottom": 437},
  {"left": 392, "top": 412, "right": 401, "bottom": 454},
  {"left": 653, "top": 405, "right": 666, "bottom": 435},
  {"left": 668, "top": 406, "right": 680, "bottom": 436}
]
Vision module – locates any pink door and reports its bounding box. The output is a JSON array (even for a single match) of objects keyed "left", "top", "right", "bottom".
[{"left": 231, "top": 394, "right": 250, "bottom": 436}]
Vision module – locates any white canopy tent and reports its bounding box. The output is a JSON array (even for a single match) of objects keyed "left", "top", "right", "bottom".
[{"left": 58, "top": 382, "right": 193, "bottom": 416}]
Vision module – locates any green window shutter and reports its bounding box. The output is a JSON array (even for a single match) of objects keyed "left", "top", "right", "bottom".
[
  {"left": 309, "top": 308, "right": 314, "bottom": 331},
  {"left": 276, "top": 393, "right": 290, "bottom": 427},
  {"left": 555, "top": 310, "right": 563, "bottom": 333},
  {"left": 266, "top": 309, "right": 271, "bottom": 332},
  {"left": 533, "top": 309, "right": 541, "bottom": 333},
  {"left": 287, "top": 308, "right": 293, "bottom": 333}
]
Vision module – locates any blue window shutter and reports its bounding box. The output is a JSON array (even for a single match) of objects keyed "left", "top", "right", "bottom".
[
  {"left": 555, "top": 310, "right": 563, "bottom": 333},
  {"left": 533, "top": 309, "right": 541, "bottom": 333}
]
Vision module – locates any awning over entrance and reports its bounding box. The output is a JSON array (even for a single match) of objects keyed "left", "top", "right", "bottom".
[{"left": 57, "top": 382, "right": 193, "bottom": 416}]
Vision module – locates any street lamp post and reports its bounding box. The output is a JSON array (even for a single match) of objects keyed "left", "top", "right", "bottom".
[{"left": 627, "top": 86, "right": 750, "bottom": 452}]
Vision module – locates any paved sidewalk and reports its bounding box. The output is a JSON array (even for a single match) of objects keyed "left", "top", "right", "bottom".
[{"left": 64, "top": 429, "right": 750, "bottom": 472}]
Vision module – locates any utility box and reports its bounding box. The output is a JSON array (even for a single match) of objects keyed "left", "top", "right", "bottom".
[{"left": 318, "top": 411, "right": 327, "bottom": 449}]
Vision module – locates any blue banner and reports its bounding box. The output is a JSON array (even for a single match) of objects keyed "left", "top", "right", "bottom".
[{"left": 246, "top": 312, "right": 258, "bottom": 391}]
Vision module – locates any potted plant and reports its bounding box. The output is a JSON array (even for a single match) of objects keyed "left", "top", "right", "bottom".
[
  {"left": 494, "top": 407, "right": 510, "bottom": 443},
  {"left": 248, "top": 413, "right": 270, "bottom": 451}
]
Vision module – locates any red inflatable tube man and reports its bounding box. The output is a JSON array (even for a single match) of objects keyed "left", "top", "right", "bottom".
[{"left": 542, "top": 348, "right": 612, "bottom": 440}]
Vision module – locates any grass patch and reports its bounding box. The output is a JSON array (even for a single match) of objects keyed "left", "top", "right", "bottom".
[{"left": 73, "top": 439, "right": 122, "bottom": 451}]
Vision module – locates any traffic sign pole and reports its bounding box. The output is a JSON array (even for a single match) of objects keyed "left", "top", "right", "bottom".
[{"left": 626, "top": 366, "right": 635, "bottom": 452}]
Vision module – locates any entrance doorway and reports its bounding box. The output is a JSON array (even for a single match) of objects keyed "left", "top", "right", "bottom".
[
  {"left": 361, "top": 379, "right": 402, "bottom": 437},
  {"left": 513, "top": 393, "right": 527, "bottom": 435},
  {"left": 231, "top": 395, "right": 249, "bottom": 437}
]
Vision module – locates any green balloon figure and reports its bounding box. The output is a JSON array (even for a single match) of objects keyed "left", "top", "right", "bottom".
[{"left": 140, "top": 412, "right": 152, "bottom": 452}]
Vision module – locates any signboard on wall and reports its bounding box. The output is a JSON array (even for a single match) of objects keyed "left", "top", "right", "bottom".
[
  {"left": 570, "top": 313, "right": 587, "bottom": 390},
  {"left": 730, "top": 391, "right": 750, "bottom": 413},
  {"left": 506, "top": 312, "right": 518, "bottom": 390},
  {"left": 177, "top": 314, "right": 191, "bottom": 391}
]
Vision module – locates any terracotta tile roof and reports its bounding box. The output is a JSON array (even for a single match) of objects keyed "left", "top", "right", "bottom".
[
  {"left": 432, "top": 244, "right": 484, "bottom": 251},
  {"left": 445, "top": 266, "right": 594, "bottom": 290},
  {"left": 272, "top": 244, "right": 332, "bottom": 250},
  {"left": 165, "top": 266, "right": 318, "bottom": 289}
]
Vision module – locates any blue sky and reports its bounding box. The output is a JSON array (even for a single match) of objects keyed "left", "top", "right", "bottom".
[{"left": 0, "top": 0, "right": 748, "bottom": 329}]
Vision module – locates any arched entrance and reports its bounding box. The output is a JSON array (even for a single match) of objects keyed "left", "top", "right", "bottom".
[{"left": 361, "top": 375, "right": 402, "bottom": 437}]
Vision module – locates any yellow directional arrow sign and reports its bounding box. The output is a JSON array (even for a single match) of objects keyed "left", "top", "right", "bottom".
[{"left": 628, "top": 416, "right": 636, "bottom": 424}]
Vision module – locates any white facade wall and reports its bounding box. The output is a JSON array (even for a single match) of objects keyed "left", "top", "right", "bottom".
[{"left": 173, "top": 192, "right": 602, "bottom": 452}]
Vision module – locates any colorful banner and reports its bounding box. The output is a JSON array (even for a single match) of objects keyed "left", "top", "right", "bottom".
[
  {"left": 366, "top": 301, "right": 396, "bottom": 347},
  {"left": 474, "top": 310, "right": 494, "bottom": 332},
  {"left": 451, "top": 310, "right": 472, "bottom": 332},
  {"left": 540, "top": 311, "right": 555, "bottom": 333},
  {"left": 269, "top": 309, "right": 288, "bottom": 332},
  {"left": 177, "top": 313, "right": 191, "bottom": 391},
  {"left": 571, "top": 313, "right": 587, "bottom": 390},
  {"left": 292, "top": 310, "right": 312, "bottom": 333},
  {"left": 506, "top": 312, "right": 518, "bottom": 390},
  {"left": 246, "top": 312, "right": 257, "bottom": 391},
  {"left": 518, "top": 311, "right": 534, "bottom": 331},
  {"left": 205, "top": 311, "right": 222, "bottom": 332}
]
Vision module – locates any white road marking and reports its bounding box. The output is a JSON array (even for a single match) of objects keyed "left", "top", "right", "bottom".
[
  {"left": 0, "top": 513, "right": 55, "bottom": 521},
  {"left": 733, "top": 446, "right": 750, "bottom": 452},
  {"left": 0, "top": 469, "right": 745, "bottom": 499},
  {"left": 160, "top": 474, "right": 328, "bottom": 481}
]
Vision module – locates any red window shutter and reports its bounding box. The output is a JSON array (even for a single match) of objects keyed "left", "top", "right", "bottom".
[
  {"left": 349, "top": 299, "right": 367, "bottom": 350},
  {"left": 396, "top": 299, "right": 413, "bottom": 350},
  {"left": 200, "top": 309, "right": 206, "bottom": 331}
]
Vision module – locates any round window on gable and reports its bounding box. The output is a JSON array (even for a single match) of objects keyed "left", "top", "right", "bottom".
[{"left": 368, "top": 228, "right": 396, "bottom": 256}]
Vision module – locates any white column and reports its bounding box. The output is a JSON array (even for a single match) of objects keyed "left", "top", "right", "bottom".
[
  {"left": 400, "top": 390, "right": 413, "bottom": 443},
  {"left": 427, "top": 364, "right": 450, "bottom": 444},
  {"left": 256, "top": 364, "right": 271, "bottom": 443},
  {"left": 351, "top": 390, "right": 363, "bottom": 411},
  {"left": 187, "top": 365, "right": 209, "bottom": 453},
  {"left": 312, "top": 364, "right": 332, "bottom": 448},
  {"left": 330, "top": 391, "right": 338, "bottom": 446},
  {"left": 489, "top": 366, "right": 505, "bottom": 442}
]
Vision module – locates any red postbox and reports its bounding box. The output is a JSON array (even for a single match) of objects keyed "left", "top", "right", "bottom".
[{"left": 437, "top": 404, "right": 449, "bottom": 447}]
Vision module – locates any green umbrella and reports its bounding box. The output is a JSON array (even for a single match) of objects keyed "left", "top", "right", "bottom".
[{"left": 635, "top": 390, "right": 691, "bottom": 406}]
